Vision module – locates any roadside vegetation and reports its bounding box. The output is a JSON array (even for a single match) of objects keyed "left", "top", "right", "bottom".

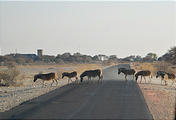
[
  {"left": 133, "top": 61, "right": 176, "bottom": 75},
  {"left": 0, "top": 62, "right": 23, "bottom": 86}
]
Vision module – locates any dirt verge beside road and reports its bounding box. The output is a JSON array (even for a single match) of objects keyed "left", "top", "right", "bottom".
[{"left": 139, "top": 84, "right": 175, "bottom": 120}]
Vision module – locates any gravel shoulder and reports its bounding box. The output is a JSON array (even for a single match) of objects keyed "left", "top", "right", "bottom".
[
  {"left": 0, "top": 79, "right": 70, "bottom": 112},
  {"left": 139, "top": 83, "right": 176, "bottom": 120}
]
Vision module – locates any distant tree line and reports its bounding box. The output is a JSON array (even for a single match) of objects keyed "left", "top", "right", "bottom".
[
  {"left": 1, "top": 50, "right": 174, "bottom": 65},
  {"left": 0, "top": 52, "right": 103, "bottom": 65}
]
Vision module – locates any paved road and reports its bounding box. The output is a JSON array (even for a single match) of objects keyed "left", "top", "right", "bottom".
[{"left": 0, "top": 65, "right": 153, "bottom": 119}]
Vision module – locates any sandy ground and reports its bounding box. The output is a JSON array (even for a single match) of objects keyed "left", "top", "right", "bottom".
[
  {"left": 0, "top": 80, "right": 68, "bottom": 112},
  {"left": 138, "top": 78, "right": 176, "bottom": 120}
]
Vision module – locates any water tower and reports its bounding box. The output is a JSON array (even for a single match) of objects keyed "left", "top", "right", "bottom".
[{"left": 37, "top": 49, "right": 43, "bottom": 57}]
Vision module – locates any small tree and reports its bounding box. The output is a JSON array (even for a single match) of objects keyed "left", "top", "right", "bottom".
[
  {"left": 159, "top": 46, "right": 176, "bottom": 65},
  {"left": 143, "top": 53, "right": 157, "bottom": 62},
  {"left": 167, "top": 46, "right": 176, "bottom": 64}
]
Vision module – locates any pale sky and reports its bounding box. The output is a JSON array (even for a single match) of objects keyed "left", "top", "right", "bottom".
[{"left": 0, "top": 1, "right": 175, "bottom": 58}]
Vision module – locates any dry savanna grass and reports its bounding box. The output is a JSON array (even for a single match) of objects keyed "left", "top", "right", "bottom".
[
  {"left": 102, "top": 60, "right": 117, "bottom": 66},
  {"left": 55, "top": 63, "right": 103, "bottom": 78},
  {"left": 0, "top": 66, "right": 24, "bottom": 87},
  {"left": 154, "top": 61, "right": 176, "bottom": 74},
  {"left": 132, "top": 62, "right": 157, "bottom": 74},
  {"left": 132, "top": 62, "right": 176, "bottom": 75}
]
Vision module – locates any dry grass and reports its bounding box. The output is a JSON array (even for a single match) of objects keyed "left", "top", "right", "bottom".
[
  {"left": 55, "top": 63, "right": 103, "bottom": 78},
  {"left": 102, "top": 60, "right": 117, "bottom": 66},
  {"left": 133, "top": 62, "right": 157, "bottom": 73},
  {"left": 132, "top": 62, "right": 176, "bottom": 75},
  {"left": 0, "top": 67, "right": 23, "bottom": 86},
  {"left": 154, "top": 61, "right": 176, "bottom": 74}
]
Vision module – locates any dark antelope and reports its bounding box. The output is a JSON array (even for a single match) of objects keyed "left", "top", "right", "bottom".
[
  {"left": 62, "top": 71, "right": 78, "bottom": 84},
  {"left": 135, "top": 70, "right": 152, "bottom": 83},
  {"left": 80, "top": 69, "right": 103, "bottom": 83},
  {"left": 118, "top": 68, "right": 135, "bottom": 80},
  {"left": 33, "top": 72, "right": 58, "bottom": 87}
]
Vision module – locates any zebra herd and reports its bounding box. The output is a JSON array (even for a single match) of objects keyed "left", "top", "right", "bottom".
[
  {"left": 33, "top": 67, "right": 175, "bottom": 87},
  {"left": 33, "top": 69, "right": 103, "bottom": 87},
  {"left": 118, "top": 68, "right": 176, "bottom": 86}
]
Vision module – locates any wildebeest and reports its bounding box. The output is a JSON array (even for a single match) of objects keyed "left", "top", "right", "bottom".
[
  {"left": 135, "top": 70, "right": 152, "bottom": 83},
  {"left": 156, "top": 71, "right": 175, "bottom": 86},
  {"left": 62, "top": 71, "right": 78, "bottom": 84},
  {"left": 80, "top": 69, "right": 102, "bottom": 82},
  {"left": 118, "top": 68, "right": 135, "bottom": 80},
  {"left": 33, "top": 72, "right": 58, "bottom": 87}
]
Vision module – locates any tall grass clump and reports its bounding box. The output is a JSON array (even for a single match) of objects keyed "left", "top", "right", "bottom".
[
  {"left": 133, "top": 62, "right": 157, "bottom": 74},
  {"left": 0, "top": 62, "right": 22, "bottom": 86},
  {"left": 133, "top": 61, "right": 176, "bottom": 75}
]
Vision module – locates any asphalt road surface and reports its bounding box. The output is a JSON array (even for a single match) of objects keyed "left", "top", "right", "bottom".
[{"left": 0, "top": 64, "right": 153, "bottom": 119}]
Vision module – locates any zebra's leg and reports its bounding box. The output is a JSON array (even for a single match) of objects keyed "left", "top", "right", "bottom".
[
  {"left": 163, "top": 79, "right": 165, "bottom": 85},
  {"left": 74, "top": 77, "right": 76, "bottom": 83},
  {"left": 144, "top": 77, "right": 146, "bottom": 83},
  {"left": 165, "top": 79, "right": 168, "bottom": 86},
  {"left": 140, "top": 76, "right": 142, "bottom": 83},
  {"left": 149, "top": 76, "right": 151, "bottom": 83},
  {"left": 90, "top": 77, "right": 92, "bottom": 83},
  {"left": 70, "top": 78, "right": 73, "bottom": 83},
  {"left": 125, "top": 75, "right": 127, "bottom": 81},
  {"left": 89, "top": 77, "right": 91, "bottom": 84},
  {"left": 100, "top": 75, "right": 103, "bottom": 83},
  {"left": 51, "top": 79, "right": 54, "bottom": 87},
  {"left": 55, "top": 79, "right": 58, "bottom": 86},
  {"left": 75, "top": 77, "right": 78, "bottom": 83},
  {"left": 171, "top": 79, "right": 174, "bottom": 86},
  {"left": 98, "top": 75, "right": 100, "bottom": 83},
  {"left": 87, "top": 77, "right": 90, "bottom": 84},
  {"left": 42, "top": 80, "right": 45, "bottom": 88},
  {"left": 68, "top": 78, "right": 71, "bottom": 84}
]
